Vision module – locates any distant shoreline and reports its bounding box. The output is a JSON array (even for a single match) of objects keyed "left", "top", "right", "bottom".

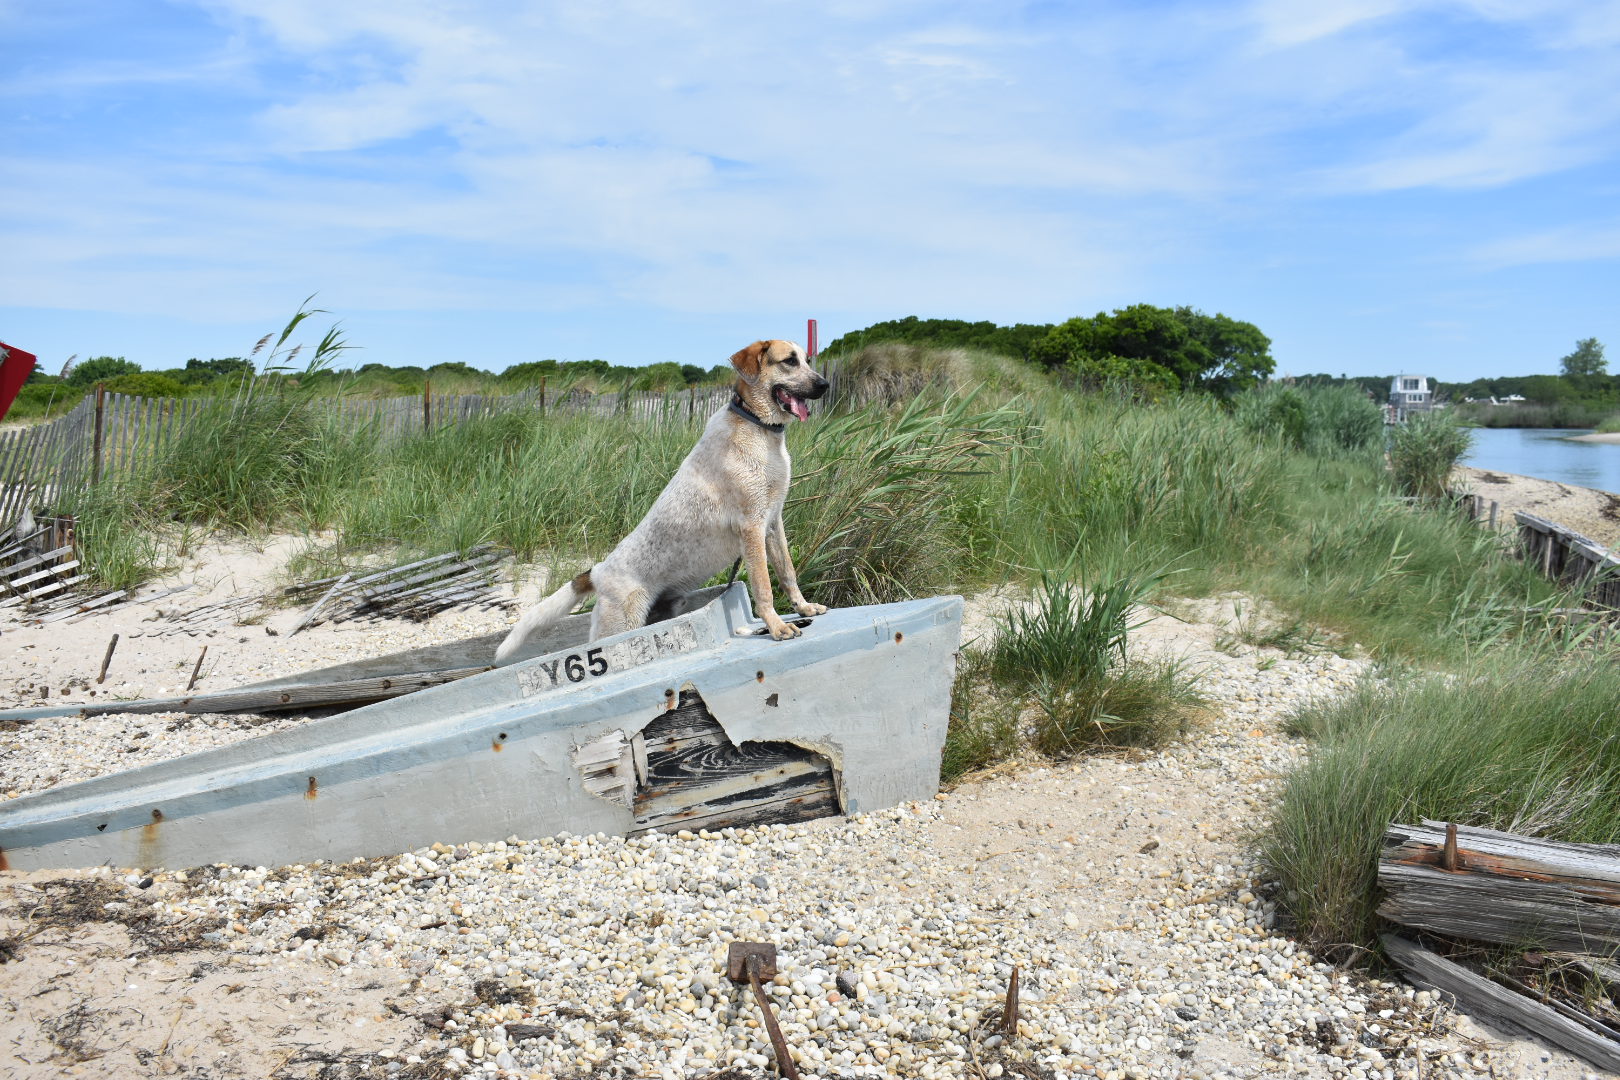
[{"left": 1566, "top": 431, "right": 1620, "bottom": 444}]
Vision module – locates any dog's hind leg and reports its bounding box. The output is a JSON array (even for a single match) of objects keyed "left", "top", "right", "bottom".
[{"left": 588, "top": 577, "right": 656, "bottom": 640}]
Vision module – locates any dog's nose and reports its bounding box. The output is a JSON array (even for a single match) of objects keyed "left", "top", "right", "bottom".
[{"left": 807, "top": 373, "right": 830, "bottom": 398}]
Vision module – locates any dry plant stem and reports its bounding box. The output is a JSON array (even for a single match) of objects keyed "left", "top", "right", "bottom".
[{"left": 1001, "top": 964, "right": 1020, "bottom": 1037}]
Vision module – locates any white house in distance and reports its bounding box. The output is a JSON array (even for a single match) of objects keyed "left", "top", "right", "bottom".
[{"left": 1389, "top": 374, "right": 1434, "bottom": 412}]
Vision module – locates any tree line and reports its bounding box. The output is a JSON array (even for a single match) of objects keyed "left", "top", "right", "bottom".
[
  {"left": 1289, "top": 340, "right": 1613, "bottom": 412},
  {"left": 821, "top": 305, "right": 1276, "bottom": 397}
]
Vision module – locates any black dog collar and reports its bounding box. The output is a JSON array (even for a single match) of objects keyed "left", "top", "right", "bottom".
[{"left": 729, "top": 395, "right": 785, "bottom": 433}]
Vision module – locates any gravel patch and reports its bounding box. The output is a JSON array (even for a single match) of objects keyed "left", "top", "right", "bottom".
[{"left": 0, "top": 587, "right": 1609, "bottom": 1079}]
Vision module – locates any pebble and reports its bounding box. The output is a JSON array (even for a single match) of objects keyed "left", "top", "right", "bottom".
[{"left": 0, "top": 591, "right": 1571, "bottom": 1078}]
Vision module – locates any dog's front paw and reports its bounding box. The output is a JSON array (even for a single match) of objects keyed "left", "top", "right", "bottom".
[
  {"left": 764, "top": 615, "right": 802, "bottom": 640},
  {"left": 793, "top": 601, "right": 827, "bottom": 617}
]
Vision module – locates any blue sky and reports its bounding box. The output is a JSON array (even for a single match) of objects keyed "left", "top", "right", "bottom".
[{"left": 3, "top": 0, "right": 1618, "bottom": 383}]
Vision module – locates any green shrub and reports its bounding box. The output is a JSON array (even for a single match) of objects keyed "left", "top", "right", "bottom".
[
  {"left": 985, "top": 572, "right": 1198, "bottom": 755},
  {"left": 101, "top": 372, "right": 189, "bottom": 398},
  {"left": 1304, "top": 384, "right": 1384, "bottom": 454},
  {"left": 1233, "top": 385, "right": 1308, "bottom": 447},
  {"left": 1233, "top": 383, "right": 1383, "bottom": 455},
  {"left": 67, "top": 356, "right": 140, "bottom": 386}
]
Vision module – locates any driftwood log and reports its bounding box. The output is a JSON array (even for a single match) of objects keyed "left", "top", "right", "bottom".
[
  {"left": 1382, "top": 934, "right": 1620, "bottom": 1073},
  {"left": 1379, "top": 820, "right": 1620, "bottom": 954}
]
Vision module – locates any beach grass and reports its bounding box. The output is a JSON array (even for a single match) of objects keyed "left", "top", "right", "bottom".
[{"left": 59, "top": 347, "right": 1596, "bottom": 799}]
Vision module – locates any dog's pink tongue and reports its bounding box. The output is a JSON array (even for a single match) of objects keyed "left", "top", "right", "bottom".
[{"left": 790, "top": 396, "right": 809, "bottom": 421}]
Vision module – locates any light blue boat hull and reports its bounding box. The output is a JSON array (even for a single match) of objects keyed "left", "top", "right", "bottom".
[{"left": 0, "top": 584, "right": 962, "bottom": 870}]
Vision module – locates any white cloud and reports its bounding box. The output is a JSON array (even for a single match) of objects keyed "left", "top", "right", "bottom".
[
  {"left": 1247, "top": 0, "right": 1410, "bottom": 48},
  {"left": 1471, "top": 222, "right": 1620, "bottom": 268},
  {"left": 4, "top": 0, "right": 1619, "bottom": 350}
]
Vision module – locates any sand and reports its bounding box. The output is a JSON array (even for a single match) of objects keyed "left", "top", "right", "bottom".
[{"left": 1453, "top": 464, "right": 1620, "bottom": 549}]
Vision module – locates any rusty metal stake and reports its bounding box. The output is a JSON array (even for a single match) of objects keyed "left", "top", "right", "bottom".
[
  {"left": 1001, "top": 964, "right": 1020, "bottom": 1037},
  {"left": 186, "top": 645, "right": 208, "bottom": 692},
  {"left": 726, "top": 941, "right": 800, "bottom": 1080},
  {"left": 1442, "top": 822, "right": 1459, "bottom": 872},
  {"left": 97, "top": 633, "right": 119, "bottom": 684}
]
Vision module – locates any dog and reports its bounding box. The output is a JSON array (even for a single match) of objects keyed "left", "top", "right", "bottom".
[{"left": 494, "top": 339, "right": 830, "bottom": 664}]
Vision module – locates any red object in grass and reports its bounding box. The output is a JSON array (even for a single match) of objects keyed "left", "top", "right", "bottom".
[{"left": 0, "top": 342, "right": 39, "bottom": 423}]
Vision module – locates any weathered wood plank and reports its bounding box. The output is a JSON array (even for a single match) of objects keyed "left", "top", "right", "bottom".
[
  {"left": 629, "top": 689, "right": 838, "bottom": 834},
  {"left": 1384, "top": 820, "right": 1620, "bottom": 882},
  {"left": 1382, "top": 934, "right": 1620, "bottom": 1073},
  {"left": 5, "top": 559, "right": 80, "bottom": 590},
  {"left": 290, "top": 571, "right": 351, "bottom": 635},
  {"left": 634, "top": 785, "right": 840, "bottom": 835},
  {"left": 1379, "top": 821, "right": 1620, "bottom": 954}
]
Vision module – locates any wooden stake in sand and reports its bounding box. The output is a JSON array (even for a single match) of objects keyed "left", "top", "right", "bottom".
[
  {"left": 97, "top": 633, "right": 119, "bottom": 684},
  {"left": 186, "top": 645, "right": 208, "bottom": 691}
]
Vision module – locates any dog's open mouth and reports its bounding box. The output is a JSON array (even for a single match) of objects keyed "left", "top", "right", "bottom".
[{"left": 773, "top": 387, "right": 811, "bottom": 422}]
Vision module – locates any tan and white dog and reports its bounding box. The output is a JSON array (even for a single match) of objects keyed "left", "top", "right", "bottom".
[{"left": 494, "top": 339, "right": 829, "bottom": 663}]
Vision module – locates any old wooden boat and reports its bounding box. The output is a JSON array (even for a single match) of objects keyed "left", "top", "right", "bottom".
[{"left": 0, "top": 583, "right": 962, "bottom": 870}]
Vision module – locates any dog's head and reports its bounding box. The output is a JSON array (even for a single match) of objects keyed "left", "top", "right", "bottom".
[{"left": 730, "top": 339, "right": 829, "bottom": 423}]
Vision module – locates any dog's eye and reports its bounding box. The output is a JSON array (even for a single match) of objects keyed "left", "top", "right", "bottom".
[{"left": 782, "top": 355, "right": 799, "bottom": 366}]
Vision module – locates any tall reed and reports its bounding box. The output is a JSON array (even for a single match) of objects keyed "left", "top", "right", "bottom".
[{"left": 1389, "top": 410, "right": 1473, "bottom": 499}]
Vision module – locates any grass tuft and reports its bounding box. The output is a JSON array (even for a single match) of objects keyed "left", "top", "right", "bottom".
[{"left": 945, "top": 571, "right": 1201, "bottom": 765}]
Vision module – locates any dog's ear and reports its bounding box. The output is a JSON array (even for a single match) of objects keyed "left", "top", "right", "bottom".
[{"left": 729, "top": 341, "right": 766, "bottom": 385}]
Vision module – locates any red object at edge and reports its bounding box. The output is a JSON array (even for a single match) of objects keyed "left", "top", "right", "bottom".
[
  {"left": 806, "top": 319, "right": 817, "bottom": 359},
  {"left": 0, "top": 342, "right": 39, "bottom": 423}
]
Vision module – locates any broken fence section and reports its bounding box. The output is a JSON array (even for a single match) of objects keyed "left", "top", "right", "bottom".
[
  {"left": 1447, "top": 490, "right": 1620, "bottom": 617},
  {"left": 1379, "top": 820, "right": 1620, "bottom": 1072},
  {"left": 0, "top": 516, "right": 87, "bottom": 611},
  {"left": 283, "top": 544, "right": 514, "bottom": 631},
  {"left": 1511, "top": 511, "right": 1620, "bottom": 611}
]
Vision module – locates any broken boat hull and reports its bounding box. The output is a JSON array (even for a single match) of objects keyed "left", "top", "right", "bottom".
[{"left": 0, "top": 584, "right": 962, "bottom": 870}]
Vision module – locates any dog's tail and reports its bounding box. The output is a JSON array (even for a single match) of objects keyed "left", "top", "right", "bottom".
[{"left": 494, "top": 570, "right": 594, "bottom": 665}]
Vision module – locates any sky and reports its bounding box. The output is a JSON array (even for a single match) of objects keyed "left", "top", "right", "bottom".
[{"left": 3, "top": 0, "right": 1619, "bottom": 384}]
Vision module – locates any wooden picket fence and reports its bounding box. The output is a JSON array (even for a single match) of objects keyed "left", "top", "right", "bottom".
[{"left": 0, "top": 355, "right": 856, "bottom": 525}]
